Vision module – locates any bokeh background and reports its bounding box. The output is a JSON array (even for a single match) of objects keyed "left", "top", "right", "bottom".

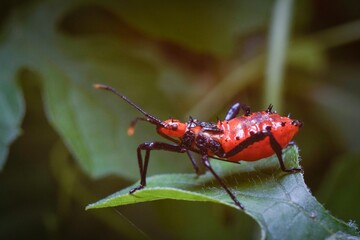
[{"left": 0, "top": 0, "right": 359, "bottom": 239}]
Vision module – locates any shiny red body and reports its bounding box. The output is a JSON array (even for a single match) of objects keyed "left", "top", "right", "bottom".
[
  {"left": 217, "top": 112, "right": 299, "bottom": 161},
  {"left": 158, "top": 111, "right": 300, "bottom": 163}
]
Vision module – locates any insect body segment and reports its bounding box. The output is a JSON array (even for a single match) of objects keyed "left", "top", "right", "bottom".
[
  {"left": 94, "top": 84, "right": 303, "bottom": 210},
  {"left": 218, "top": 111, "right": 302, "bottom": 162}
]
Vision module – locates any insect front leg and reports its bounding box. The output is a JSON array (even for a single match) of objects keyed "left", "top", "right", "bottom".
[
  {"left": 225, "top": 102, "right": 251, "bottom": 120},
  {"left": 129, "top": 142, "right": 186, "bottom": 194}
]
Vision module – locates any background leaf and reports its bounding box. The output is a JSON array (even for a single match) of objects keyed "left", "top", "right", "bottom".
[
  {"left": 110, "top": 0, "right": 272, "bottom": 56},
  {"left": 0, "top": 80, "right": 24, "bottom": 169}
]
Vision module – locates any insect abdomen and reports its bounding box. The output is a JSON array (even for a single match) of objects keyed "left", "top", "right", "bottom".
[{"left": 218, "top": 112, "right": 300, "bottom": 162}]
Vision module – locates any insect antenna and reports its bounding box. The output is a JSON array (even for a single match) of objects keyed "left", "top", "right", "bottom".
[
  {"left": 94, "top": 84, "right": 165, "bottom": 129},
  {"left": 127, "top": 117, "right": 148, "bottom": 136}
]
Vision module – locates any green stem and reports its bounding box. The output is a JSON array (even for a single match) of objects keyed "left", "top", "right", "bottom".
[{"left": 264, "top": 0, "right": 294, "bottom": 111}]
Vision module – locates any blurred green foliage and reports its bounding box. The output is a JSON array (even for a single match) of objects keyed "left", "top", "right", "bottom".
[{"left": 0, "top": 0, "right": 359, "bottom": 239}]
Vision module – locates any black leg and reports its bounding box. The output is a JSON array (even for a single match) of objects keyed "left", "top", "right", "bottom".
[
  {"left": 224, "top": 129, "right": 302, "bottom": 173},
  {"left": 268, "top": 133, "right": 302, "bottom": 173},
  {"left": 225, "top": 102, "right": 251, "bottom": 120},
  {"left": 200, "top": 151, "right": 244, "bottom": 209},
  {"left": 186, "top": 150, "right": 200, "bottom": 175},
  {"left": 159, "top": 131, "right": 200, "bottom": 175},
  {"left": 224, "top": 131, "right": 268, "bottom": 158},
  {"left": 129, "top": 142, "right": 186, "bottom": 194}
]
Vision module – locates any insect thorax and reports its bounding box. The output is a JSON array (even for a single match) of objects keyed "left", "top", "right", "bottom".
[{"left": 181, "top": 119, "right": 225, "bottom": 157}]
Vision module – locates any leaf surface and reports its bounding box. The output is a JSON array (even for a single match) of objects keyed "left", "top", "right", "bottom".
[{"left": 87, "top": 145, "right": 359, "bottom": 239}]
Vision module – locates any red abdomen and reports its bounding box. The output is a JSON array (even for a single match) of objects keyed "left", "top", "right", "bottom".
[{"left": 217, "top": 112, "right": 300, "bottom": 162}]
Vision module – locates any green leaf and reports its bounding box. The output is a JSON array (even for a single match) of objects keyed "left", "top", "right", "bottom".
[
  {"left": 0, "top": 15, "right": 26, "bottom": 170},
  {"left": 39, "top": 44, "right": 194, "bottom": 178},
  {"left": 42, "top": 76, "right": 124, "bottom": 178},
  {"left": 113, "top": 0, "right": 272, "bottom": 56},
  {"left": 87, "top": 145, "right": 359, "bottom": 239},
  {"left": 0, "top": 80, "right": 24, "bottom": 169}
]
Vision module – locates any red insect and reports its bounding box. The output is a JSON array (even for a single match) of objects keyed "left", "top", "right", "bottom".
[{"left": 94, "top": 84, "right": 303, "bottom": 209}]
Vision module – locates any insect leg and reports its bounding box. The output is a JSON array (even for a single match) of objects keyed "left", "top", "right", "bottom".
[
  {"left": 186, "top": 150, "right": 200, "bottom": 175},
  {"left": 224, "top": 129, "right": 302, "bottom": 173},
  {"left": 224, "top": 131, "right": 268, "bottom": 158},
  {"left": 129, "top": 142, "right": 186, "bottom": 194},
  {"left": 267, "top": 132, "right": 303, "bottom": 173},
  {"left": 201, "top": 151, "right": 244, "bottom": 209},
  {"left": 225, "top": 102, "right": 251, "bottom": 120},
  {"left": 158, "top": 131, "right": 199, "bottom": 174}
]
